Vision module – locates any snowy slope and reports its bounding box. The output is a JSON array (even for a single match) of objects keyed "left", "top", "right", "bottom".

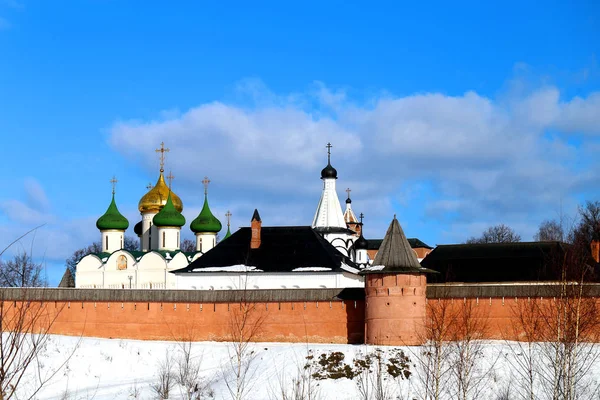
[{"left": 14, "top": 335, "right": 600, "bottom": 400}]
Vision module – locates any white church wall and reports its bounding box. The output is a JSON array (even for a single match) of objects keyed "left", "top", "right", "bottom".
[
  {"left": 103, "top": 251, "right": 139, "bottom": 289},
  {"left": 75, "top": 255, "right": 104, "bottom": 289},
  {"left": 174, "top": 271, "right": 364, "bottom": 290}
]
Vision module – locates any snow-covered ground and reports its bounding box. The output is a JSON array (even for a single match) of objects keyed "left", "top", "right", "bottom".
[{"left": 14, "top": 335, "right": 600, "bottom": 400}]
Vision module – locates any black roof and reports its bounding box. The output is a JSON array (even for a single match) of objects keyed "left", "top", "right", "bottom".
[
  {"left": 175, "top": 226, "right": 359, "bottom": 274},
  {"left": 421, "top": 241, "right": 599, "bottom": 283},
  {"left": 367, "top": 238, "right": 433, "bottom": 250}
]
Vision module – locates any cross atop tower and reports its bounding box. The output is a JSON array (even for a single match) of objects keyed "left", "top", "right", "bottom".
[
  {"left": 359, "top": 213, "right": 364, "bottom": 225},
  {"left": 346, "top": 187, "right": 351, "bottom": 200},
  {"left": 110, "top": 176, "right": 118, "bottom": 195},
  {"left": 225, "top": 210, "right": 232, "bottom": 227},
  {"left": 202, "top": 176, "right": 211, "bottom": 195},
  {"left": 155, "top": 142, "right": 170, "bottom": 172},
  {"left": 326, "top": 142, "right": 333, "bottom": 164},
  {"left": 166, "top": 171, "right": 175, "bottom": 189}
]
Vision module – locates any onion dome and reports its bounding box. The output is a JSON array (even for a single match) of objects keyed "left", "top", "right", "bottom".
[
  {"left": 321, "top": 163, "right": 338, "bottom": 180},
  {"left": 346, "top": 196, "right": 352, "bottom": 204},
  {"left": 96, "top": 194, "right": 129, "bottom": 231},
  {"left": 138, "top": 172, "right": 183, "bottom": 213},
  {"left": 190, "top": 195, "right": 222, "bottom": 233},
  {"left": 134, "top": 221, "right": 143, "bottom": 236},
  {"left": 223, "top": 226, "right": 232, "bottom": 240},
  {"left": 153, "top": 192, "right": 186, "bottom": 227},
  {"left": 354, "top": 234, "right": 369, "bottom": 250}
]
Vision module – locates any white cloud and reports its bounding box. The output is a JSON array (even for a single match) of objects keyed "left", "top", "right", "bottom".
[{"left": 104, "top": 80, "right": 600, "bottom": 244}]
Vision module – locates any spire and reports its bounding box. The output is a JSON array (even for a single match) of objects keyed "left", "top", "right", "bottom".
[
  {"left": 343, "top": 188, "right": 358, "bottom": 224},
  {"left": 251, "top": 209, "right": 261, "bottom": 222},
  {"left": 320, "top": 142, "right": 338, "bottom": 179},
  {"left": 110, "top": 176, "right": 118, "bottom": 195},
  {"left": 166, "top": 170, "right": 175, "bottom": 189},
  {"left": 354, "top": 213, "right": 368, "bottom": 250},
  {"left": 155, "top": 141, "right": 170, "bottom": 173},
  {"left": 365, "top": 216, "right": 429, "bottom": 273},
  {"left": 224, "top": 210, "right": 232, "bottom": 239},
  {"left": 313, "top": 143, "right": 345, "bottom": 229}
]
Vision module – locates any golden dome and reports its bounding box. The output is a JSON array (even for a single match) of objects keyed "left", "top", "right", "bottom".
[{"left": 138, "top": 172, "right": 183, "bottom": 213}]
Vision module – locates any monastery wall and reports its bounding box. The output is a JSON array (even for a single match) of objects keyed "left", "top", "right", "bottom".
[
  {"left": 0, "top": 288, "right": 365, "bottom": 344},
  {"left": 2, "top": 284, "right": 599, "bottom": 344}
]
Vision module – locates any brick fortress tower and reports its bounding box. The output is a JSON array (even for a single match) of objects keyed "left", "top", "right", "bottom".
[{"left": 362, "top": 216, "right": 436, "bottom": 345}]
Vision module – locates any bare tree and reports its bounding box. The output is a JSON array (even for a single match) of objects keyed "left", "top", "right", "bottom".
[
  {"left": 466, "top": 224, "right": 521, "bottom": 244},
  {"left": 270, "top": 349, "right": 321, "bottom": 400},
  {"left": 534, "top": 220, "right": 565, "bottom": 242},
  {"left": 151, "top": 350, "right": 176, "bottom": 400},
  {"left": 0, "top": 229, "right": 75, "bottom": 399},
  {"left": 223, "top": 289, "right": 266, "bottom": 400},
  {"left": 506, "top": 242, "right": 600, "bottom": 400},
  {"left": 174, "top": 340, "right": 213, "bottom": 399},
  {"left": 449, "top": 299, "right": 494, "bottom": 400},
  {"left": 413, "top": 298, "right": 456, "bottom": 400},
  {"left": 0, "top": 252, "right": 47, "bottom": 288},
  {"left": 181, "top": 239, "right": 196, "bottom": 253}
]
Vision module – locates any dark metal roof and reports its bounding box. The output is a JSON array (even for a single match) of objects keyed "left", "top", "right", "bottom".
[
  {"left": 420, "top": 241, "right": 599, "bottom": 283},
  {"left": 174, "top": 226, "right": 359, "bottom": 274},
  {"left": 367, "top": 238, "right": 433, "bottom": 250}
]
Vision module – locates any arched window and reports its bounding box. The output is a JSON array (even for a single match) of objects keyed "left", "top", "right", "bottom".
[
  {"left": 177, "top": 232, "right": 179, "bottom": 246},
  {"left": 162, "top": 231, "right": 166, "bottom": 247},
  {"left": 105, "top": 236, "right": 108, "bottom": 250}
]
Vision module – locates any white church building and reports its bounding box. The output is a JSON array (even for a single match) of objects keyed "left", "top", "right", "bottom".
[{"left": 75, "top": 143, "right": 410, "bottom": 290}]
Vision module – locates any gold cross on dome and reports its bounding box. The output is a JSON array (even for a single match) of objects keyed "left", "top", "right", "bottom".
[
  {"left": 225, "top": 210, "right": 232, "bottom": 226},
  {"left": 346, "top": 187, "right": 351, "bottom": 199},
  {"left": 110, "top": 176, "right": 118, "bottom": 194},
  {"left": 202, "top": 176, "right": 210, "bottom": 195},
  {"left": 166, "top": 171, "right": 175, "bottom": 188},
  {"left": 155, "top": 142, "right": 170, "bottom": 172}
]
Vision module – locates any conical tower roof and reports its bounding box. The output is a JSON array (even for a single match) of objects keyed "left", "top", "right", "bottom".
[
  {"left": 363, "top": 216, "right": 435, "bottom": 274},
  {"left": 191, "top": 195, "right": 222, "bottom": 233},
  {"left": 138, "top": 171, "right": 183, "bottom": 213},
  {"left": 153, "top": 192, "right": 186, "bottom": 227},
  {"left": 96, "top": 194, "right": 129, "bottom": 231}
]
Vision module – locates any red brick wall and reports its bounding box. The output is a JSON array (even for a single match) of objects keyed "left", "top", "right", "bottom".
[{"left": 3, "top": 299, "right": 365, "bottom": 344}]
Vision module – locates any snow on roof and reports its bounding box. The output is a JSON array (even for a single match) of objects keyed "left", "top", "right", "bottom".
[
  {"left": 292, "top": 267, "right": 332, "bottom": 272},
  {"left": 191, "top": 265, "right": 264, "bottom": 273}
]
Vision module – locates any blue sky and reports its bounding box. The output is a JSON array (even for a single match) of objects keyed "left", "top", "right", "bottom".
[{"left": 1, "top": 0, "right": 599, "bottom": 285}]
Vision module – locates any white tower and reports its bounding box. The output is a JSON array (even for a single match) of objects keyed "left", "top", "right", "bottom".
[
  {"left": 96, "top": 177, "right": 129, "bottom": 253},
  {"left": 311, "top": 143, "right": 354, "bottom": 256}
]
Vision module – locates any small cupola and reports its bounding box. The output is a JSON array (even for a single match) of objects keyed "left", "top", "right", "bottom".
[
  {"left": 96, "top": 193, "right": 129, "bottom": 231},
  {"left": 153, "top": 192, "right": 186, "bottom": 227},
  {"left": 96, "top": 177, "right": 129, "bottom": 253},
  {"left": 320, "top": 142, "right": 338, "bottom": 180},
  {"left": 190, "top": 177, "right": 222, "bottom": 234}
]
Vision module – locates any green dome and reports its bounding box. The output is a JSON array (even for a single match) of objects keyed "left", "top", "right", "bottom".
[
  {"left": 96, "top": 194, "right": 129, "bottom": 231},
  {"left": 223, "top": 225, "right": 232, "bottom": 240},
  {"left": 190, "top": 195, "right": 222, "bottom": 233},
  {"left": 153, "top": 192, "right": 186, "bottom": 227}
]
